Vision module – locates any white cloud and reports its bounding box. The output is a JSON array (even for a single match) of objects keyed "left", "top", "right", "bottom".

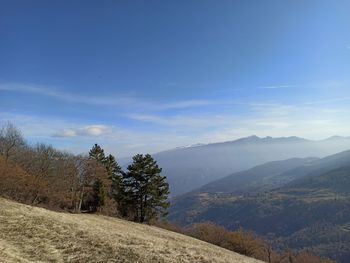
[
  {"left": 0, "top": 112, "right": 197, "bottom": 157},
  {"left": 53, "top": 125, "right": 110, "bottom": 137}
]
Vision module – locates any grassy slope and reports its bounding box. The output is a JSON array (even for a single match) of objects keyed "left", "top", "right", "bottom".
[{"left": 0, "top": 198, "right": 262, "bottom": 263}]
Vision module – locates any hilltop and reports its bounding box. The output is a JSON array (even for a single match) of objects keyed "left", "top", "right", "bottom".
[{"left": 0, "top": 197, "right": 261, "bottom": 263}]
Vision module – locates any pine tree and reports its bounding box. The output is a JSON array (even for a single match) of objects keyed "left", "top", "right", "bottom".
[
  {"left": 105, "top": 154, "right": 122, "bottom": 179},
  {"left": 123, "top": 154, "right": 170, "bottom": 223},
  {"left": 92, "top": 178, "right": 106, "bottom": 212},
  {"left": 89, "top": 144, "right": 106, "bottom": 163},
  {"left": 105, "top": 154, "right": 127, "bottom": 215},
  {"left": 88, "top": 144, "right": 108, "bottom": 212}
]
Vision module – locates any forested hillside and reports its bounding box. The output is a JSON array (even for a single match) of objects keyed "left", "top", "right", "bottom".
[
  {"left": 169, "top": 152, "right": 350, "bottom": 262},
  {"left": 197, "top": 157, "right": 318, "bottom": 194}
]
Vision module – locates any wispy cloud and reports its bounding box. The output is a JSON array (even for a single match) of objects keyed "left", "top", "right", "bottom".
[
  {"left": 2, "top": 80, "right": 350, "bottom": 156},
  {"left": 258, "top": 85, "right": 298, "bottom": 89},
  {"left": 126, "top": 113, "right": 234, "bottom": 128},
  {"left": 156, "top": 100, "right": 214, "bottom": 110},
  {"left": 0, "top": 83, "right": 214, "bottom": 111},
  {"left": 302, "top": 97, "right": 350, "bottom": 105},
  {"left": 0, "top": 83, "right": 151, "bottom": 108}
]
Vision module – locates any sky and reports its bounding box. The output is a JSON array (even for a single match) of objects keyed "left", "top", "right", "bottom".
[{"left": 1, "top": 0, "right": 350, "bottom": 157}]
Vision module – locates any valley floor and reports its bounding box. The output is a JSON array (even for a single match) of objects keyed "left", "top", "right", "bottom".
[{"left": 0, "top": 198, "right": 262, "bottom": 263}]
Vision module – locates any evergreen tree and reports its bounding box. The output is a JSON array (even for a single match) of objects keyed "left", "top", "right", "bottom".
[
  {"left": 123, "top": 154, "right": 170, "bottom": 223},
  {"left": 105, "top": 154, "right": 122, "bottom": 179},
  {"left": 88, "top": 144, "right": 108, "bottom": 212},
  {"left": 105, "top": 154, "right": 127, "bottom": 215},
  {"left": 92, "top": 178, "right": 106, "bottom": 212},
  {"left": 89, "top": 143, "right": 106, "bottom": 163}
]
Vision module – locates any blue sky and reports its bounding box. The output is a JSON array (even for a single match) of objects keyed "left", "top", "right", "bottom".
[{"left": 1, "top": 0, "right": 350, "bottom": 157}]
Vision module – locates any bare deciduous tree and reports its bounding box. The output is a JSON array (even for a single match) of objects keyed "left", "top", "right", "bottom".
[{"left": 0, "top": 122, "right": 25, "bottom": 162}]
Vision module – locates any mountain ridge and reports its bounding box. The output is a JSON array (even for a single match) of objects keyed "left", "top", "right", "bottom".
[
  {"left": 158, "top": 135, "right": 350, "bottom": 153},
  {"left": 153, "top": 136, "right": 350, "bottom": 195},
  {"left": 119, "top": 135, "right": 350, "bottom": 196}
]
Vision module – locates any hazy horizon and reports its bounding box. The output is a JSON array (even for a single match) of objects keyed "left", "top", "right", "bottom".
[{"left": 1, "top": 1, "right": 350, "bottom": 157}]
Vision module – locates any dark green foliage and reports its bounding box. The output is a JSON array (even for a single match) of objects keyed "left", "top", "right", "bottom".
[
  {"left": 87, "top": 145, "right": 169, "bottom": 220},
  {"left": 92, "top": 178, "right": 106, "bottom": 211},
  {"left": 123, "top": 154, "right": 170, "bottom": 223},
  {"left": 89, "top": 144, "right": 106, "bottom": 163},
  {"left": 105, "top": 154, "right": 124, "bottom": 201},
  {"left": 104, "top": 154, "right": 127, "bottom": 216},
  {"left": 88, "top": 144, "right": 109, "bottom": 212},
  {"left": 105, "top": 154, "right": 122, "bottom": 179}
]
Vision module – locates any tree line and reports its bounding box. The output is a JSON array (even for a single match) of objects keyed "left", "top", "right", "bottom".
[{"left": 0, "top": 122, "right": 169, "bottom": 223}]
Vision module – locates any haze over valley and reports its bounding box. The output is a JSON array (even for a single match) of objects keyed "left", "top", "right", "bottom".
[{"left": 139, "top": 135, "right": 350, "bottom": 195}]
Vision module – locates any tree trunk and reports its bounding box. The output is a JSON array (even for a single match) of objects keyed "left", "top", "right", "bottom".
[{"left": 140, "top": 195, "right": 144, "bottom": 223}]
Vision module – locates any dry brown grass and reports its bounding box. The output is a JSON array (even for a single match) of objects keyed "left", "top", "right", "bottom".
[{"left": 0, "top": 198, "right": 263, "bottom": 263}]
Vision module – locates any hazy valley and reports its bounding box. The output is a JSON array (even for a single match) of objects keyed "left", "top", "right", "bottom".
[
  {"left": 169, "top": 150, "right": 350, "bottom": 262},
  {"left": 121, "top": 136, "right": 350, "bottom": 196}
]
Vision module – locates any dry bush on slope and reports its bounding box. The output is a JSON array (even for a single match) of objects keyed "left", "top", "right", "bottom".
[
  {"left": 0, "top": 158, "right": 47, "bottom": 204},
  {"left": 185, "top": 223, "right": 269, "bottom": 261},
  {"left": 0, "top": 198, "right": 262, "bottom": 263},
  {"left": 182, "top": 222, "right": 334, "bottom": 263}
]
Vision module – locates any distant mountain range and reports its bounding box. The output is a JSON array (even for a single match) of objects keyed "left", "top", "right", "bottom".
[
  {"left": 168, "top": 149, "right": 350, "bottom": 262},
  {"left": 120, "top": 135, "right": 350, "bottom": 196}
]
